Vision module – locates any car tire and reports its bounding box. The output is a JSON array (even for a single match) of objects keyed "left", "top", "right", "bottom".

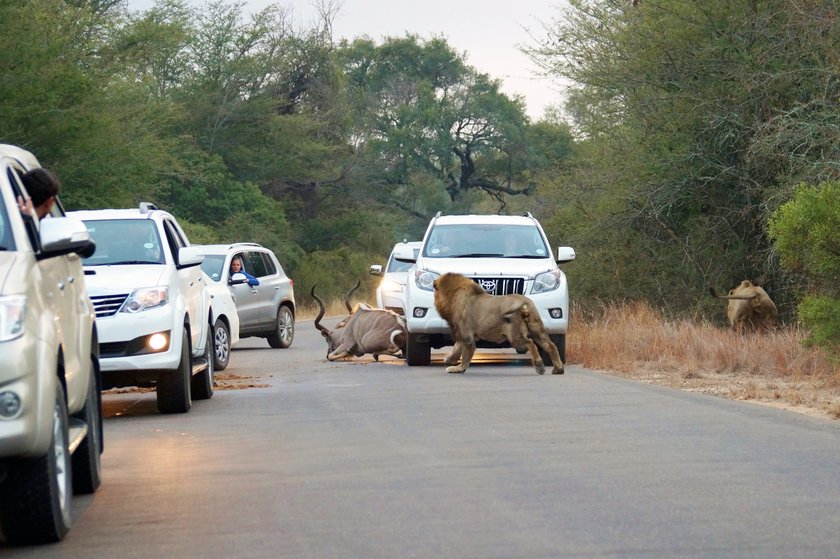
[
  {"left": 211, "top": 319, "right": 231, "bottom": 371},
  {"left": 72, "top": 358, "right": 103, "bottom": 495},
  {"left": 0, "top": 382, "right": 72, "bottom": 544},
  {"left": 192, "top": 326, "right": 215, "bottom": 400},
  {"left": 266, "top": 305, "right": 294, "bottom": 349},
  {"left": 156, "top": 327, "right": 192, "bottom": 414},
  {"left": 406, "top": 333, "right": 431, "bottom": 366},
  {"left": 539, "top": 334, "right": 566, "bottom": 366}
]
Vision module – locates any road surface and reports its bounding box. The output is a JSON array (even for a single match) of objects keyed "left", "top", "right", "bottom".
[{"left": 3, "top": 318, "right": 839, "bottom": 558}]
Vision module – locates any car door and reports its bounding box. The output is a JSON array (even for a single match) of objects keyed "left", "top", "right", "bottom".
[
  {"left": 253, "top": 250, "right": 282, "bottom": 323},
  {"left": 162, "top": 218, "right": 206, "bottom": 353},
  {"left": 47, "top": 203, "right": 94, "bottom": 401},
  {"left": 7, "top": 167, "right": 84, "bottom": 391},
  {"left": 242, "top": 250, "right": 274, "bottom": 326},
  {"left": 228, "top": 251, "right": 263, "bottom": 331}
]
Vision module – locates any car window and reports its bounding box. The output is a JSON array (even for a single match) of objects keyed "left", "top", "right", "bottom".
[
  {"left": 424, "top": 224, "right": 547, "bottom": 258},
  {"left": 82, "top": 219, "right": 164, "bottom": 265},
  {"left": 0, "top": 169, "right": 19, "bottom": 251},
  {"left": 162, "top": 219, "right": 185, "bottom": 265},
  {"left": 7, "top": 167, "right": 39, "bottom": 251},
  {"left": 245, "top": 251, "right": 269, "bottom": 278},
  {"left": 201, "top": 254, "right": 226, "bottom": 282},
  {"left": 260, "top": 252, "right": 277, "bottom": 276}
]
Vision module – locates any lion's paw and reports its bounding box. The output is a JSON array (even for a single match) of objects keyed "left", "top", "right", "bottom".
[
  {"left": 445, "top": 366, "right": 465, "bottom": 374},
  {"left": 551, "top": 366, "right": 565, "bottom": 375}
]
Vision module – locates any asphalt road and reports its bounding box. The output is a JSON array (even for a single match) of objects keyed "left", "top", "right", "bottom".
[{"left": 3, "top": 319, "right": 840, "bottom": 558}]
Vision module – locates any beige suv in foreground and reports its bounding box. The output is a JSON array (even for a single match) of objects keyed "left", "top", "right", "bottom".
[{"left": 0, "top": 145, "right": 102, "bottom": 544}]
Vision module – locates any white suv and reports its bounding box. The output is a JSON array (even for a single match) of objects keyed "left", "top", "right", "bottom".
[
  {"left": 69, "top": 205, "right": 232, "bottom": 414},
  {"left": 396, "top": 212, "right": 575, "bottom": 366},
  {"left": 0, "top": 145, "right": 102, "bottom": 544},
  {"left": 369, "top": 241, "right": 422, "bottom": 315}
]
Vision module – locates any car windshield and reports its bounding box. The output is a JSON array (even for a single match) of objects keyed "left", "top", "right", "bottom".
[
  {"left": 81, "top": 219, "right": 165, "bottom": 265},
  {"left": 201, "top": 254, "right": 226, "bottom": 282},
  {"left": 423, "top": 224, "right": 548, "bottom": 258}
]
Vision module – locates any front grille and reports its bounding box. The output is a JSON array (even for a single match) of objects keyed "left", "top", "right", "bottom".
[
  {"left": 471, "top": 277, "right": 524, "bottom": 296},
  {"left": 90, "top": 294, "right": 129, "bottom": 318}
]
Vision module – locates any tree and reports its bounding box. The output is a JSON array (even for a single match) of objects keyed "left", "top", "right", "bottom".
[
  {"left": 0, "top": 0, "right": 175, "bottom": 209},
  {"left": 769, "top": 181, "right": 840, "bottom": 354},
  {"left": 525, "top": 0, "right": 840, "bottom": 315},
  {"left": 337, "top": 35, "right": 541, "bottom": 214}
]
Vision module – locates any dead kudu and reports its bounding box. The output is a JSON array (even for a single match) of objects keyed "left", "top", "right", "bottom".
[{"left": 312, "top": 282, "right": 407, "bottom": 361}]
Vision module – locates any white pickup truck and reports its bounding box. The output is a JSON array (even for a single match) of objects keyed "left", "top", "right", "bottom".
[
  {"left": 0, "top": 145, "right": 102, "bottom": 544},
  {"left": 69, "top": 205, "right": 239, "bottom": 414}
]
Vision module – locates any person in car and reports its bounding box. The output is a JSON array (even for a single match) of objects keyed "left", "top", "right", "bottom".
[
  {"left": 230, "top": 256, "right": 259, "bottom": 286},
  {"left": 18, "top": 168, "right": 61, "bottom": 219}
]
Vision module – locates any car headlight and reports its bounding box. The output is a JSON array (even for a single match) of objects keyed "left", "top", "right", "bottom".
[
  {"left": 531, "top": 270, "right": 562, "bottom": 294},
  {"left": 0, "top": 296, "right": 26, "bottom": 342},
  {"left": 415, "top": 269, "right": 439, "bottom": 292},
  {"left": 121, "top": 287, "right": 169, "bottom": 313},
  {"left": 380, "top": 279, "right": 402, "bottom": 293}
]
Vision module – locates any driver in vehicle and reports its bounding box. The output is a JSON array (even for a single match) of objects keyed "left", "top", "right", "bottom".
[{"left": 230, "top": 256, "right": 259, "bottom": 286}]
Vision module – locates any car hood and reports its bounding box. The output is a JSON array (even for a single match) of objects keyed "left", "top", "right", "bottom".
[
  {"left": 416, "top": 257, "right": 557, "bottom": 278},
  {"left": 383, "top": 271, "right": 410, "bottom": 286},
  {"left": 81, "top": 265, "right": 166, "bottom": 294}
]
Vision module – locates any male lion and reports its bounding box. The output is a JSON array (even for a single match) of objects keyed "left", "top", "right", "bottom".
[
  {"left": 433, "top": 272, "right": 564, "bottom": 375},
  {"left": 709, "top": 280, "right": 778, "bottom": 333}
]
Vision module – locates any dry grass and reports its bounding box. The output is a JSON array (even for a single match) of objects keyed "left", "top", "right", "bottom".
[
  {"left": 297, "top": 298, "right": 354, "bottom": 321},
  {"left": 570, "top": 301, "right": 840, "bottom": 420}
]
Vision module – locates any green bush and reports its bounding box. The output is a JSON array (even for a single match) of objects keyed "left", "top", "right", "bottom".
[
  {"left": 798, "top": 296, "right": 840, "bottom": 352},
  {"left": 769, "top": 181, "right": 840, "bottom": 354}
]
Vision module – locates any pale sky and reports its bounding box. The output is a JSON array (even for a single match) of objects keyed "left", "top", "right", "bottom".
[{"left": 124, "top": 0, "right": 570, "bottom": 120}]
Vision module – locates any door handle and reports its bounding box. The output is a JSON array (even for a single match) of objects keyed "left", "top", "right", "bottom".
[
  {"left": 58, "top": 282, "right": 65, "bottom": 291},
  {"left": 274, "top": 286, "right": 280, "bottom": 291},
  {"left": 68, "top": 276, "right": 75, "bottom": 284}
]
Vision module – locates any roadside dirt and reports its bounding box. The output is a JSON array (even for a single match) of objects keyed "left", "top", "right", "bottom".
[{"left": 593, "top": 365, "right": 840, "bottom": 421}]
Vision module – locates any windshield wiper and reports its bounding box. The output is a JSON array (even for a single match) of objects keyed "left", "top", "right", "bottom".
[
  {"left": 504, "top": 254, "right": 546, "bottom": 259},
  {"left": 451, "top": 253, "right": 505, "bottom": 258},
  {"left": 107, "top": 260, "right": 161, "bottom": 265}
]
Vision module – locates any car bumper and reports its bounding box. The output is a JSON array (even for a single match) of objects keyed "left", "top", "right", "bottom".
[
  {"left": 96, "top": 306, "right": 184, "bottom": 373},
  {"left": 379, "top": 290, "right": 407, "bottom": 315},
  {"left": 0, "top": 335, "right": 58, "bottom": 458},
  {"left": 405, "top": 286, "right": 570, "bottom": 335}
]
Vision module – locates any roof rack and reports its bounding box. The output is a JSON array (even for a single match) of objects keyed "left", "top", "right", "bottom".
[
  {"left": 522, "top": 211, "right": 533, "bottom": 218},
  {"left": 139, "top": 202, "right": 158, "bottom": 214},
  {"left": 228, "top": 242, "right": 262, "bottom": 249}
]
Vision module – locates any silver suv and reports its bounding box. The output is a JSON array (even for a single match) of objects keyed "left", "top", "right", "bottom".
[
  {"left": 197, "top": 243, "right": 296, "bottom": 349},
  {"left": 0, "top": 145, "right": 102, "bottom": 544},
  {"left": 397, "top": 212, "right": 575, "bottom": 366}
]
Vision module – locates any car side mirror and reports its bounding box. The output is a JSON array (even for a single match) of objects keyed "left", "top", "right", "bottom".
[
  {"left": 369, "top": 264, "right": 383, "bottom": 276},
  {"left": 37, "top": 217, "right": 96, "bottom": 260},
  {"left": 392, "top": 245, "right": 416, "bottom": 263},
  {"left": 178, "top": 246, "right": 204, "bottom": 268},
  {"left": 556, "top": 246, "right": 576, "bottom": 264},
  {"left": 229, "top": 272, "right": 248, "bottom": 285}
]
